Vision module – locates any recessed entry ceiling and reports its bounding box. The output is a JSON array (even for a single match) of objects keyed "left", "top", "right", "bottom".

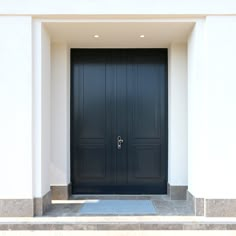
[{"left": 45, "top": 22, "right": 194, "bottom": 48}]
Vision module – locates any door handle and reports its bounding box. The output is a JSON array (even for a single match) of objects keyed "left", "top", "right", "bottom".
[{"left": 117, "top": 136, "right": 124, "bottom": 150}]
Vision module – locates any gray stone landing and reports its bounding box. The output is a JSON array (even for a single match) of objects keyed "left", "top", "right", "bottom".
[{"left": 1, "top": 195, "right": 236, "bottom": 230}]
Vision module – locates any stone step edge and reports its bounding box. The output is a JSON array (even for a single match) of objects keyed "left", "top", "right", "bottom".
[{"left": 1, "top": 222, "right": 236, "bottom": 230}]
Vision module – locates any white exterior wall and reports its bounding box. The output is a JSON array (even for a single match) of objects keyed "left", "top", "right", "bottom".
[
  {"left": 41, "top": 25, "right": 51, "bottom": 196},
  {"left": 168, "top": 43, "right": 188, "bottom": 186},
  {"left": 204, "top": 16, "right": 236, "bottom": 199},
  {"left": 0, "top": 0, "right": 236, "bottom": 15},
  {"left": 0, "top": 16, "right": 33, "bottom": 198},
  {"left": 51, "top": 43, "right": 70, "bottom": 186},
  {"left": 188, "top": 16, "right": 236, "bottom": 199},
  {"left": 187, "top": 20, "right": 208, "bottom": 198},
  {"left": 1, "top": 1, "right": 236, "bottom": 203},
  {"left": 33, "top": 21, "right": 51, "bottom": 197}
]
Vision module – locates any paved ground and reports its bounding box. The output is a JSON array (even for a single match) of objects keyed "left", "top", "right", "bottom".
[
  {"left": 2, "top": 195, "right": 236, "bottom": 231},
  {"left": 2, "top": 215, "right": 236, "bottom": 230},
  {"left": 0, "top": 232, "right": 236, "bottom": 236},
  {"left": 1, "top": 232, "right": 236, "bottom": 235},
  {"left": 44, "top": 195, "right": 194, "bottom": 217}
]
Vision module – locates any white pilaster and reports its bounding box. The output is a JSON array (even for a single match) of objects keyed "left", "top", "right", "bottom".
[
  {"left": 0, "top": 16, "right": 34, "bottom": 216},
  {"left": 204, "top": 16, "right": 236, "bottom": 199},
  {"left": 0, "top": 16, "right": 33, "bottom": 199},
  {"left": 168, "top": 43, "right": 188, "bottom": 186},
  {"left": 32, "top": 20, "right": 51, "bottom": 199},
  {"left": 51, "top": 43, "right": 70, "bottom": 186},
  {"left": 187, "top": 20, "right": 208, "bottom": 198}
]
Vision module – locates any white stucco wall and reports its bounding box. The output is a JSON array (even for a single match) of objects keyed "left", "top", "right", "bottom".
[
  {"left": 187, "top": 20, "right": 208, "bottom": 198},
  {"left": 204, "top": 16, "right": 236, "bottom": 199},
  {"left": 1, "top": 2, "right": 236, "bottom": 201},
  {"left": 168, "top": 43, "right": 188, "bottom": 186},
  {"left": 51, "top": 43, "right": 70, "bottom": 186},
  {"left": 33, "top": 21, "right": 51, "bottom": 197},
  {"left": 188, "top": 16, "right": 236, "bottom": 199},
  {"left": 0, "top": 16, "right": 33, "bottom": 198},
  {"left": 41, "top": 25, "right": 51, "bottom": 196},
  {"left": 0, "top": 0, "right": 236, "bottom": 15}
]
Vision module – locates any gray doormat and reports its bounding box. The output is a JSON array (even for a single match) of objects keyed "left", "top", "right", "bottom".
[{"left": 79, "top": 200, "right": 156, "bottom": 215}]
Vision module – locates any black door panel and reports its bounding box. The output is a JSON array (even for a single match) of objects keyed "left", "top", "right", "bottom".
[{"left": 71, "top": 49, "right": 168, "bottom": 194}]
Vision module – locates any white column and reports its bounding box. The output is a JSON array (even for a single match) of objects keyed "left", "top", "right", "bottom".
[
  {"left": 188, "top": 17, "right": 236, "bottom": 199},
  {"left": 0, "top": 16, "right": 34, "bottom": 216},
  {"left": 204, "top": 16, "right": 236, "bottom": 199},
  {"left": 188, "top": 16, "right": 236, "bottom": 217},
  {"left": 32, "top": 21, "right": 51, "bottom": 201},
  {"left": 50, "top": 43, "right": 70, "bottom": 187},
  {"left": 188, "top": 20, "right": 208, "bottom": 199},
  {"left": 168, "top": 43, "right": 188, "bottom": 187}
]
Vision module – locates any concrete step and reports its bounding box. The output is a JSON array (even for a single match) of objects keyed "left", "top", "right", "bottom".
[{"left": 1, "top": 216, "right": 236, "bottom": 230}]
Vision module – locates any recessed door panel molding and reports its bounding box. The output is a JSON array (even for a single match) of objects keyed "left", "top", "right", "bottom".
[
  {"left": 133, "top": 145, "right": 161, "bottom": 179},
  {"left": 71, "top": 49, "right": 168, "bottom": 194},
  {"left": 81, "top": 63, "right": 106, "bottom": 139},
  {"left": 132, "top": 63, "right": 161, "bottom": 139}
]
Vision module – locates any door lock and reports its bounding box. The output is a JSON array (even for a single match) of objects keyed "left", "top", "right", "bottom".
[{"left": 117, "top": 136, "right": 124, "bottom": 150}]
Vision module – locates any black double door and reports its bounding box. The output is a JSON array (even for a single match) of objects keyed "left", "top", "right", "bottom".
[{"left": 71, "top": 49, "right": 168, "bottom": 194}]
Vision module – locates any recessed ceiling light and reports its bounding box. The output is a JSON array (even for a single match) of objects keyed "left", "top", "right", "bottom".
[
  {"left": 94, "top": 35, "right": 100, "bottom": 38},
  {"left": 140, "top": 35, "right": 145, "bottom": 38}
]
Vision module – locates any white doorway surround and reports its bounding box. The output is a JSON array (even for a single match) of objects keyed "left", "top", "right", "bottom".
[{"left": 48, "top": 19, "right": 190, "bottom": 201}]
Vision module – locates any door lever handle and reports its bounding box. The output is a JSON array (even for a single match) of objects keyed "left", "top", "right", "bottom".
[{"left": 117, "top": 136, "right": 124, "bottom": 150}]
